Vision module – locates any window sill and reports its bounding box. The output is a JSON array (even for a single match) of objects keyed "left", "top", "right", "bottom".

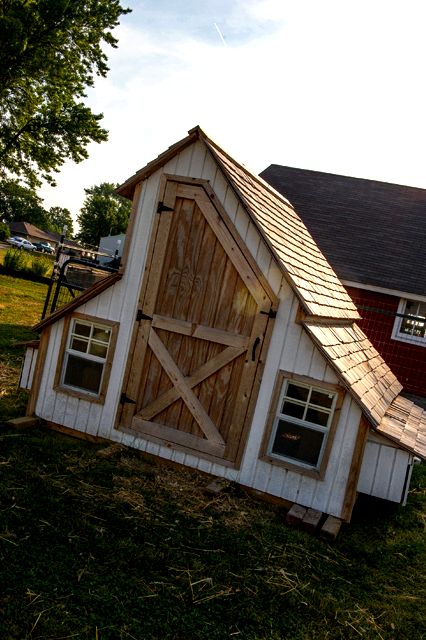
[
  {"left": 53, "top": 384, "right": 106, "bottom": 405},
  {"left": 260, "top": 454, "right": 325, "bottom": 480},
  {"left": 391, "top": 334, "right": 426, "bottom": 348}
]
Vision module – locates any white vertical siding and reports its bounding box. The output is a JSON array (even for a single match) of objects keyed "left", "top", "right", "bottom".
[
  {"left": 32, "top": 138, "right": 396, "bottom": 519},
  {"left": 358, "top": 437, "right": 411, "bottom": 503},
  {"left": 19, "top": 347, "right": 38, "bottom": 390},
  {"left": 236, "top": 292, "right": 358, "bottom": 518}
]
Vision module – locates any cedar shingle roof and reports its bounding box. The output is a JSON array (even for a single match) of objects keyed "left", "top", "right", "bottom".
[
  {"left": 259, "top": 165, "right": 426, "bottom": 297},
  {"left": 377, "top": 396, "right": 426, "bottom": 458},
  {"left": 303, "top": 320, "right": 426, "bottom": 457},
  {"left": 202, "top": 138, "right": 360, "bottom": 321},
  {"left": 304, "top": 322, "right": 402, "bottom": 421},
  {"left": 116, "top": 127, "right": 424, "bottom": 458}
]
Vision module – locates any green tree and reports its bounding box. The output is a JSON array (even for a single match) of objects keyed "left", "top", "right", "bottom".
[
  {"left": 0, "top": 221, "right": 10, "bottom": 240},
  {"left": 76, "top": 182, "right": 131, "bottom": 246},
  {"left": 0, "top": 0, "right": 130, "bottom": 188},
  {"left": 46, "top": 206, "right": 74, "bottom": 237},
  {"left": 0, "top": 179, "right": 48, "bottom": 227}
]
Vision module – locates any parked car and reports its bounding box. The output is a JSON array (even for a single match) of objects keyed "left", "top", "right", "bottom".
[
  {"left": 34, "top": 241, "right": 55, "bottom": 254},
  {"left": 7, "top": 236, "right": 36, "bottom": 251}
]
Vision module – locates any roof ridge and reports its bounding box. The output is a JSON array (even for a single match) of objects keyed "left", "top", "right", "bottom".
[
  {"left": 263, "top": 163, "right": 426, "bottom": 193},
  {"left": 198, "top": 131, "right": 295, "bottom": 208}
]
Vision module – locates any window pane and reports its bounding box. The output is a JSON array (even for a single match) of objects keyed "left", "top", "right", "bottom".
[
  {"left": 400, "top": 318, "right": 414, "bottom": 335},
  {"left": 73, "top": 322, "right": 91, "bottom": 337},
  {"left": 92, "top": 327, "right": 111, "bottom": 343},
  {"left": 310, "top": 389, "right": 334, "bottom": 408},
  {"left": 272, "top": 420, "right": 324, "bottom": 467},
  {"left": 71, "top": 337, "right": 88, "bottom": 353},
  {"left": 281, "top": 400, "right": 305, "bottom": 419},
  {"left": 63, "top": 354, "right": 103, "bottom": 394},
  {"left": 286, "top": 382, "right": 309, "bottom": 403},
  {"left": 89, "top": 343, "right": 108, "bottom": 358},
  {"left": 414, "top": 321, "right": 426, "bottom": 338},
  {"left": 400, "top": 316, "right": 426, "bottom": 337},
  {"left": 306, "top": 407, "right": 329, "bottom": 427},
  {"left": 401, "top": 300, "right": 426, "bottom": 338}
]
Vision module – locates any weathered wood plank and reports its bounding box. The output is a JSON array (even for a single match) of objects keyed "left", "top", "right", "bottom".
[
  {"left": 8, "top": 416, "right": 39, "bottom": 429},
  {"left": 152, "top": 314, "right": 249, "bottom": 348},
  {"left": 341, "top": 415, "right": 370, "bottom": 521},
  {"left": 131, "top": 417, "right": 226, "bottom": 458},
  {"left": 177, "top": 183, "right": 271, "bottom": 310},
  {"left": 140, "top": 344, "right": 246, "bottom": 420},
  {"left": 148, "top": 328, "right": 225, "bottom": 445},
  {"left": 120, "top": 180, "right": 178, "bottom": 427},
  {"left": 26, "top": 326, "right": 51, "bottom": 417},
  {"left": 192, "top": 325, "right": 249, "bottom": 348}
]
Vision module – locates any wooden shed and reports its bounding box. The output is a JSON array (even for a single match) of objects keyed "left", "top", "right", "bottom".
[{"left": 23, "top": 127, "right": 426, "bottom": 522}]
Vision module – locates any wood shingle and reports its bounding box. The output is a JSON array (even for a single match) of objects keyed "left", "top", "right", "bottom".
[{"left": 116, "top": 127, "right": 426, "bottom": 460}]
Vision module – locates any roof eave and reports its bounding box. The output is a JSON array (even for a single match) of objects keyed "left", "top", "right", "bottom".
[
  {"left": 33, "top": 272, "right": 122, "bottom": 333},
  {"left": 117, "top": 127, "right": 203, "bottom": 200}
]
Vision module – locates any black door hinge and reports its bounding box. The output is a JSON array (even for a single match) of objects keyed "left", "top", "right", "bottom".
[
  {"left": 261, "top": 308, "right": 277, "bottom": 319},
  {"left": 136, "top": 310, "right": 152, "bottom": 322},
  {"left": 157, "top": 201, "right": 174, "bottom": 213},
  {"left": 120, "top": 392, "right": 137, "bottom": 405}
]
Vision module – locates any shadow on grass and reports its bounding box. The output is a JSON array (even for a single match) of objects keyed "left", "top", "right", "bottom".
[
  {"left": 0, "top": 323, "right": 35, "bottom": 422},
  {"left": 0, "top": 426, "right": 424, "bottom": 640}
]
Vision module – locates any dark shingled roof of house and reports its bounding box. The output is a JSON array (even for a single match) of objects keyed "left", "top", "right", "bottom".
[{"left": 259, "top": 165, "right": 426, "bottom": 297}]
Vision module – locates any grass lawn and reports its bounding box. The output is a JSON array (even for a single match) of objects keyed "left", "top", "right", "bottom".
[
  {"left": 0, "top": 273, "right": 46, "bottom": 420},
  {"left": 0, "top": 274, "right": 425, "bottom": 639}
]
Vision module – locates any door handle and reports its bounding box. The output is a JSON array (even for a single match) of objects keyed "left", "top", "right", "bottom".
[{"left": 252, "top": 337, "right": 261, "bottom": 361}]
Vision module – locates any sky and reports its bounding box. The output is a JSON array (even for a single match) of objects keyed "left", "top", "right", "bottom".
[{"left": 39, "top": 0, "right": 426, "bottom": 227}]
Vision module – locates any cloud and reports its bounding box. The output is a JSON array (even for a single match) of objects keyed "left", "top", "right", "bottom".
[{"left": 38, "top": 0, "right": 426, "bottom": 222}]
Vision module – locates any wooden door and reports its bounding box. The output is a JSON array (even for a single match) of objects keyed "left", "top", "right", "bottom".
[{"left": 119, "top": 179, "right": 276, "bottom": 465}]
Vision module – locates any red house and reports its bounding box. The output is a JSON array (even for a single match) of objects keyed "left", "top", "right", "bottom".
[{"left": 260, "top": 166, "right": 426, "bottom": 405}]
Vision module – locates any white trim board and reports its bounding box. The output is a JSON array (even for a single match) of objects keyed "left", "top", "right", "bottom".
[{"left": 342, "top": 281, "right": 426, "bottom": 303}]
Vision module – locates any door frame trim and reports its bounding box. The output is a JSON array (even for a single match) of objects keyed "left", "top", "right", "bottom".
[{"left": 116, "top": 175, "right": 278, "bottom": 468}]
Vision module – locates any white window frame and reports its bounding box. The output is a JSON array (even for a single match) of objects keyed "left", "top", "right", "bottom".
[
  {"left": 392, "top": 297, "right": 426, "bottom": 347},
  {"left": 261, "top": 372, "right": 343, "bottom": 478},
  {"left": 55, "top": 314, "right": 118, "bottom": 403}
]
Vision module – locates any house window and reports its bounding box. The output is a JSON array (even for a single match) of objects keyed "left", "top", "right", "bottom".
[
  {"left": 56, "top": 315, "right": 118, "bottom": 401},
  {"left": 267, "top": 377, "right": 338, "bottom": 472},
  {"left": 392, "top": 298, "right": 426, "bottom": 346}
]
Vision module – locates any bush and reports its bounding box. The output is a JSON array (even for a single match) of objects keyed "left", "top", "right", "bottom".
[
  {"left": 3, "top": 248, "right": 52, "bottom": 279},
  {"left": 3, "top": 248, "right": 29, "bottom": 271},
  {"left": 0, "top": 222, "right": 10, "bottom": 240},
  {"left": 30, "top": 253, "right": 52, "bottom": 277}
]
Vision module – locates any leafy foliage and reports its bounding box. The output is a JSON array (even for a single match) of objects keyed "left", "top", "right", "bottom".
[
  {"left": 0, "top": 0, "right": 131, "bottom": 187},
  {"left": 0, "top": 221, "right": 10, "bottom": 240},
  {"left": 46, "top": 206, "right": 74, "bottom": 237},
  {"left": 0, "top": 179, "right": 48, "bottom": 227},
  {"left": 2, "top": 248, "right": 52, "bottom": 278},
  {"left": 76, "top": 182, "right": 131, "bottom": 246},
  {"left": 2, "top": 247, "right": 28, "bottom": 272}
]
